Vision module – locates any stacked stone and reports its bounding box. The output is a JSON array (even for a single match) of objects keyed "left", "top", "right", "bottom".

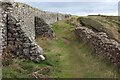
[
  {"left": 12, "top": 2, "right": 71, "bottom": 39},
  {"left": 1, "top": 1, "right": 70, "bottom": 63},
  {"left": 0, "top": 2, "right": 6, "bottom": 76},
  {"left": 74, "top": 27, "right": 95, "bottom": 43},
  {"left": 7, "top": 14, "right": 45, "bottom": 62},
  {"left": 1, "top": 1, "right": 45, "bottom": 62},
  {"left": 74, "top": 26, "right": 120, "bottom": 72},
  {"left": 35, "top": 17, "right": 54, "bottom": 38},
  {"left": 0, "top": 2, "right": 12, "bottom": 54}
]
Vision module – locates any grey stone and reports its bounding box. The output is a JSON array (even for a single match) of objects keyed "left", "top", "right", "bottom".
[{"left": 74, "top": 26, "right": 120, "bottom": 72}]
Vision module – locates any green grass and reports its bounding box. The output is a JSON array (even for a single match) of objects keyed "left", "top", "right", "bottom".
[
  {"left": 3, "top": 20, "right": 119, "bottom": 78},
  {"left": 36, "top": 20, "right": 118, "bottom": 78},
  {"left": 77, "top": 17, "right": 104, "bottom": 32},
  {"left": 104, "top": 16, "right": 120, "bottom": 33},
  {"left": 78, "top": 16, "right": 120, "bottom": 42}
]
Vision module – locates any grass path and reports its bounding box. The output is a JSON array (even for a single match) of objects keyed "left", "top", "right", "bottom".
[
  {"left": 3, "top": 19, "right": 119, "bottom": 78},
  {"left": 36, "top": 20, "right": 118, "bottom": 78}
]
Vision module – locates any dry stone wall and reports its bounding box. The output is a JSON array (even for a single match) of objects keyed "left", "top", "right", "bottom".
[
  {"left": 0, "top": 2, "right": 9, "bottom": 54},
  {"left": 35, "top": 16, "right": 54, "bottom": 38},
  {"left": 7, "top": 14, "right": 45, "bottom": 62},
  {"left": 12, "top": 2, "right": 70, "bottom": 39},
  {"left": 1, "top": 1, "right": 70, "bottom": 62},
  {"left": 74, "top": 26, "right": 120, "bottom": 72}
]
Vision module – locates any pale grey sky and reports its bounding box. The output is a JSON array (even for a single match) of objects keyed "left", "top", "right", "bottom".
[
  {"left": 14, "top": 0, "right": 119, "bottom": 16},
  {"left": 15, "top": 0, "right": 119, "bottom": 2}
]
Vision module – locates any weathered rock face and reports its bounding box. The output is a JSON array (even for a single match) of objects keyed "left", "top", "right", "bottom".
[
  {"left": 74, "top": 26, "right": 120, "bottom": 72},
  {"left": 35, "top": 16, "right": 54, "bottom": 38}
]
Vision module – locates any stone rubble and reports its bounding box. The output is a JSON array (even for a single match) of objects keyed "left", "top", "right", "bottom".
[{"left": 74, "top": 26, "right": 120, "bottom": 73}]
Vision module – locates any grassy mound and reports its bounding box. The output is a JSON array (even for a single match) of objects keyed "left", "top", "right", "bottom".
[
  {"left": 77, "top": 17, "right": 104, "bottom": 32},
  {"left": 77, "top": 16, "right": 120, "bottom": 42}
]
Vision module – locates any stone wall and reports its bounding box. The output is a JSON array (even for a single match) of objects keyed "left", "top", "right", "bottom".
[
  {"left": 12, "top": 2, "right": 70, "bottom": 39},
  {"left": 0, "top": 2, "right": 9, "bottom": 54},
  {"left": 1, "top": 1, "right": 45, "bottom": 62},
  {"left": 7, "top": 14, "right": 45, "bottom": 62},
  {"left": 74, "top": 26, "right": 120, "bottom": 72},
  {"left": 35, "top": 16, "right": 54, "bottom": 38},
  {"left": 1, "top": 1, "right": 70, "bottom": 62}
]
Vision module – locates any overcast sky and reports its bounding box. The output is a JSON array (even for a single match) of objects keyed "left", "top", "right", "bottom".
[
  {"left": 15, "top": 0, "right": 119, "bottom": 16},
  {"left": 16, "top": 0, "right": 119, "bottom": 2}
]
